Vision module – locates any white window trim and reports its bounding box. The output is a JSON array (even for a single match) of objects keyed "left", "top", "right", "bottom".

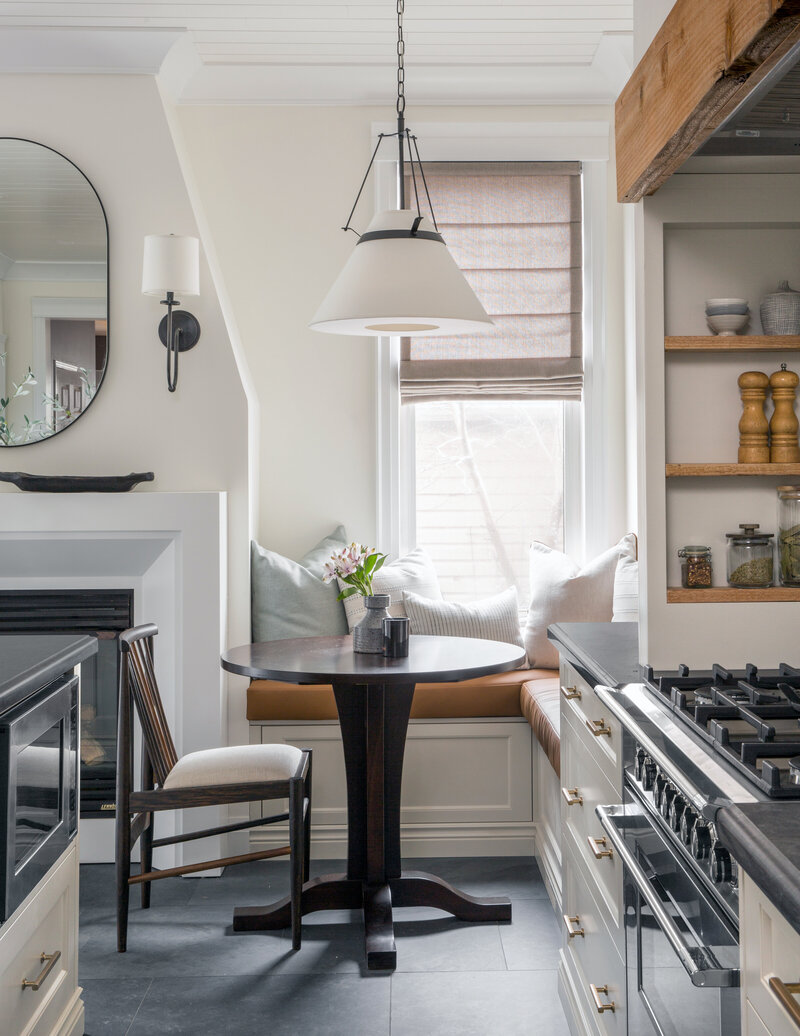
[{"left": 375, "top": 121, "right": 610, "bottom": 566}]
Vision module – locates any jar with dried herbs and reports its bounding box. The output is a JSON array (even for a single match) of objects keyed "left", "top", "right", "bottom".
[
  {"left": 726, "top": 524, "right": 774, "bottom": 588},
  {"left": 678, "top": 546, "right": 713, "bottom": 589},
  {"left": 778, "top": 486, "right": 800, "bottom": 586}
]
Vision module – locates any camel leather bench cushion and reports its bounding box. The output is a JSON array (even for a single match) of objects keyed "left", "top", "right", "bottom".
[
  {"left": 520, "top": 679, "right": 560, "bottom": 777},
  {"left": 246, "top": 668, "right": 558, "bottom": 722}
]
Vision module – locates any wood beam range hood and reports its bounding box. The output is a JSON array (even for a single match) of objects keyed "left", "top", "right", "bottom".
[{"left": 616, "top": 0, "right": 800, "bottom": 202}]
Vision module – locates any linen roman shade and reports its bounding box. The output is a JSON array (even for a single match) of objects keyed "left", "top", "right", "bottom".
[{"left": 400, "top": 162, "right": 583, "bottom": 402}]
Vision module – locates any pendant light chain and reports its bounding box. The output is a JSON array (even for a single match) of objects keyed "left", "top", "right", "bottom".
[
  {"left": 396, "top": 0, "right": 406, "bottom": 116},
  {"left": 339, "top": 0, "right": 440, "bottom": 234}
]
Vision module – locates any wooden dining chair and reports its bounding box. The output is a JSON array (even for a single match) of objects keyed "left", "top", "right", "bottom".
[{"left": 116, "top": 623, "right": 311, "bottom": 952}]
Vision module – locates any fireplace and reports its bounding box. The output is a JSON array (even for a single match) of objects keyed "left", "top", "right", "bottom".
[{"left": 0, "top": 589, "right": 134, "bottom": 818}]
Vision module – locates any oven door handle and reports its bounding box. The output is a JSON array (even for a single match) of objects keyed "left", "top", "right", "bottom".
[{"left": 596, "top": 805, "right": 739, "bottom": 989}]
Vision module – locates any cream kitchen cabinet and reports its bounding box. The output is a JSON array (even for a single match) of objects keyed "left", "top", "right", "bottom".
[
  {"left": 0, "top": 843, "right": 83, "bottom": 1036},
  {"left": 558, "top": 658, "right": 625, "bottom": 1036},
  {"left": 741, "top": 870, "right": 800, "bottom": 1036}
]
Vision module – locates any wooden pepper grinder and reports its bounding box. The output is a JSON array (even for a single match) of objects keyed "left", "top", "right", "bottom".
[
  {"left": 770, "top": 363, "right": 800, "bottom": 463},
  {"left": 738, "top": 371, "right": 770, "bottom": 463}
]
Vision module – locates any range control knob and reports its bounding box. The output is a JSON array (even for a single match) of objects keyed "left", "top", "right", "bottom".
[
  {"left": 710, "top": 842, "right": 733, "bottom": 884},
  {"left": 660, "top": 783, "right": 677, "bottom": 820},
  {"left": 653, "top": 772, "right": 668, "bottom": 809},
  {"left": 641, "top": 757, "right": 657, "bottom": 791},
  {"left": 669, "top": 795, "right": 686, "bottom": 832},
  {"left": 691, "top": 822, "right": 712, "bottom": 860},
  {"left": 680, "top": 808, "right": 697, "bottom": 845}
]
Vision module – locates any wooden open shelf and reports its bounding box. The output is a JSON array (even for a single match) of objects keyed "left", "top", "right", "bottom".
[
  {"left": 668, "top": 586, "right": 800, "bottom": 603},
  {"left": 666, "top": 463, "right": 800, "bottom": 477},
  {"left": 665, "top": 335, "right": 800, "bottom": 351}
]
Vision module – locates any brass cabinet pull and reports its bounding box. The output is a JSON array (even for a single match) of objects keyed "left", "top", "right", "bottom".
[
  {"left": 21, "top": 951, "right": 61, "bottom": 991},
  {"left": 589, "top": 983, "right": 615, "bottom": 1014},
  {"left": 561, "top": 684, "right": 581, "bottom": 701},
  {"left": 588, "top": 835, "right": 614, "bottom": 859},
  {"left": 562, "top": 787, "right": 583, "bottom": 806},
  {"left": 586, "top": 718, "right": 612, "bottom": 737},
  {"left": 563, "top": 914, "right": 585, "bottom": 939},
  {"left": 769, "top": 977, "right": 800, "bottom": 1029}
]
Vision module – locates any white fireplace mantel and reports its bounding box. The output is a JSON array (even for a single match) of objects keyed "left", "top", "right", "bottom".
[{"left": 0, "top": 491, "right": 227, "bottom": 865}]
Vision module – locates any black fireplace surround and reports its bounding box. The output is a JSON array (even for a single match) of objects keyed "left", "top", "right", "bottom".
[{"left": 0, "top": 590, "right": 133, "bottom": 817}]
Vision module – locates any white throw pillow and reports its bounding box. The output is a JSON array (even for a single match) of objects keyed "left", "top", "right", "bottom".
[
  {"left": 612, "top": 554, "right": 639, "bottom": 623},
  {"left": 523, "top": 534, "right": 637, "bottom": 669},
  {"left": 340, "top": 547, "right": 442, "bottom": 629},
  {"left": 403, "top": 586, "right": 525, "bottom": 652}
]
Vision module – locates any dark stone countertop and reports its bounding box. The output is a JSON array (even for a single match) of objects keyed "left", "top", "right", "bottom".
[
  {"left": 547, "top": 622, "right": 639, "bottom": 689},
  {"left": 0, "top": 634, "right": 98, "bottom": 715},
  {"left": 716, "top": 802, "right": 800, "bottom": 938}
]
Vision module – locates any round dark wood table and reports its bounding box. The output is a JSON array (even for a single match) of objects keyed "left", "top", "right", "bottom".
[{"left": 221, "top": 634, "right": 526, "bottom": 970}]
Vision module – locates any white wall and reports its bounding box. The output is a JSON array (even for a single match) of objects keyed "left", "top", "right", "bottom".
[
  {"left": 0, "top": 75, "right": 251, "bottom": 746},
  {"left": 174, "top": 103, "right": 632, "bottom": 560}
]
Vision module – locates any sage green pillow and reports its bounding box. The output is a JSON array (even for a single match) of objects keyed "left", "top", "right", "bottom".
[{"left": 251, "top": 526, "right": 349, "bottom": 642}]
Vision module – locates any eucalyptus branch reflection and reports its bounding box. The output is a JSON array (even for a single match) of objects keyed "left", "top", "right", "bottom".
[{"left": 0, "top": 354, "right": 96, "bottom": 446}]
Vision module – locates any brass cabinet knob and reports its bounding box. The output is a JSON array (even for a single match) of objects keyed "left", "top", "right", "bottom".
[
  {"left": 586, "top": 718, "right": 612, "bottom": 737},
  {"left": 589, "top": 983, "right": 615, "bottom": 1013},
  {"left": 587, "top": 835, "right": 614, "bottom": 860}
]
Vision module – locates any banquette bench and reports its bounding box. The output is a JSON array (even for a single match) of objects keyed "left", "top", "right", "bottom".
[{"left": 246, "top": 667, "right": 563, "bottom": 904}]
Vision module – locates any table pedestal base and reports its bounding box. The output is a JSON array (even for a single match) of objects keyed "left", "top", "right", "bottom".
[{"left": 232, "top": 870, "right": 511, "bottom": 970}]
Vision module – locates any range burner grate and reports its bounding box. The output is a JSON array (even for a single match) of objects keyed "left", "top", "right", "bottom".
[{"left": 641, "top": 662, "right": 800, "bottom": 797}]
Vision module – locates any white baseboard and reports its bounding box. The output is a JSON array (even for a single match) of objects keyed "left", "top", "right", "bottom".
[
  {"left": 535, "top": 824, "right": 561, "bottom": 911},
  {"left": 251, "top": 821, "right": 536, "bottom": 859}
]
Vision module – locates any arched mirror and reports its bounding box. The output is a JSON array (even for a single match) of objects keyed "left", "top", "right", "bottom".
[{"left": 0, "top": 139, "right": 108, "bottom": 446}]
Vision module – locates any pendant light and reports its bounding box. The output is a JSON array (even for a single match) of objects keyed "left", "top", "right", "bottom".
[{"left": 310, "top": 0, "right": 493, "bottom": 337}]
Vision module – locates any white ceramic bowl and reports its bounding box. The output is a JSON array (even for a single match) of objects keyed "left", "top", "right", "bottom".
[
  {"left": 706, "top": 297, "right": 748, "bottom": 307},
  {"left": 707, "top": 312, "right": 749, "bottom": 336}
]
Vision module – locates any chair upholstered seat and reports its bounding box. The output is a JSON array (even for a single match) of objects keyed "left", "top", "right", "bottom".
[{"left": 163, "top": 743, "right": 304, "bottom": 790}]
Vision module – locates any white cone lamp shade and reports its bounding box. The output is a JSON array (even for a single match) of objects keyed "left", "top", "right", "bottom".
[
  {"left": 310, "top": 211, "right": 493, "bottom": 336},
  {"left": 142, "top": 235, "right": 200, "bottom": 297}
]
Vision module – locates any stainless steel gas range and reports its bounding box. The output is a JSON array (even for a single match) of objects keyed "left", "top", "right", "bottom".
[{"left": 592, "top": 664, "right": 800, "bottom": 1036}]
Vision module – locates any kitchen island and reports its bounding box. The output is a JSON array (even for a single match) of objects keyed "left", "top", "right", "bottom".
[{"left": 0, "top": 633, "right": 97, "bottom": 1036}]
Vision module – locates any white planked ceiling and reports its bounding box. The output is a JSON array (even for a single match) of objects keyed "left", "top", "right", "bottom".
[{"left": 0, "top": 1, "right": 633, "bottom": 104}]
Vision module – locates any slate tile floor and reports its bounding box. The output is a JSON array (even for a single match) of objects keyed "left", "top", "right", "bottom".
[{"left": 79, "top": 857, "right": 569, "bottom": 1035}]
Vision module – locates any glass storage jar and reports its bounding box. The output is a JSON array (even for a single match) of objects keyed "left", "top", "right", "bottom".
[
  {"left": 778, "top": 486, "right": 800, "bottom": 586},
  {"left": 725, "top": 524, "right": 774, "bottom": 587},
  {"left": 678, "top": 546, "right": 713, "bottom": 588}
]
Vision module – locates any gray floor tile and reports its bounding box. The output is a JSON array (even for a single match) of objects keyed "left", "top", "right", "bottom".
[
  {"left": 126, "top": 973, "right": 391, "bottom": 1036},
  {"left": 81, "top": 978, "right": 151, "bottom": 1036},
  {"left": 79, "top": 857, "right": 565, "bottom": 1034},
  {"left": 499, "top": 897, "right": 563, "bottom": 970},
  {"left": 393, "top": 917, "right": 507, "bottom": 973},
  {"left": 403, "top": 856, "right": 550, "bottom": 900},
  {"left": 391, "top": 970, "right": 570, "bottom": 1036}
]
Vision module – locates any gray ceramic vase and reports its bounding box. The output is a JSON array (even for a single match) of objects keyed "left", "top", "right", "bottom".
[{"left": 352, "top": 594, "right": 391, "bottom": 653}]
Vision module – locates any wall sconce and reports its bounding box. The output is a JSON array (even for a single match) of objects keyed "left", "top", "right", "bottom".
[{"left": 142, "top": 234, "right": 201, "bottom": 392}]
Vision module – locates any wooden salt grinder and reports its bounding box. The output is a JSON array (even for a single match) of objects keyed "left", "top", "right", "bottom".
[
  {"left": 738, "top": 371, "right": 770, "bottom": 464},
  {"left": 770, "top": 363, "right": 800, "bottom": 463}
]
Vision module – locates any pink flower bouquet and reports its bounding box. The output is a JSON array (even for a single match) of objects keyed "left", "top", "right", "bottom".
[{"left": 322, "top": 543, "right": 388, "bottom": 601}]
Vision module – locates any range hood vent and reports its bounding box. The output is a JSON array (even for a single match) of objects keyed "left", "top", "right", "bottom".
[{"left": 697, "top": 40, "right": 800, "bottom": 156}]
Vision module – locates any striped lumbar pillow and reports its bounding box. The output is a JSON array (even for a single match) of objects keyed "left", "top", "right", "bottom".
[{"left": 402, "top": 586, "right": 525, "bottom": 652}]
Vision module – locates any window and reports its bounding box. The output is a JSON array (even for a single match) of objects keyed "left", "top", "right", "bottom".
[
  {"left": 395, "top": 161, "right": 583, "bottom": 604},
  {"left": 414, "top": 399, "right": 564, "bottom": 605}
]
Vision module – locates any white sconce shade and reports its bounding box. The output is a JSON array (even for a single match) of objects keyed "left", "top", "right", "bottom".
[
  {"left": 310, "top": 211, "right": 493, "bottom": 337},
  {"left": 142, "top": 235, "right": 200, "bottom": 297}
]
